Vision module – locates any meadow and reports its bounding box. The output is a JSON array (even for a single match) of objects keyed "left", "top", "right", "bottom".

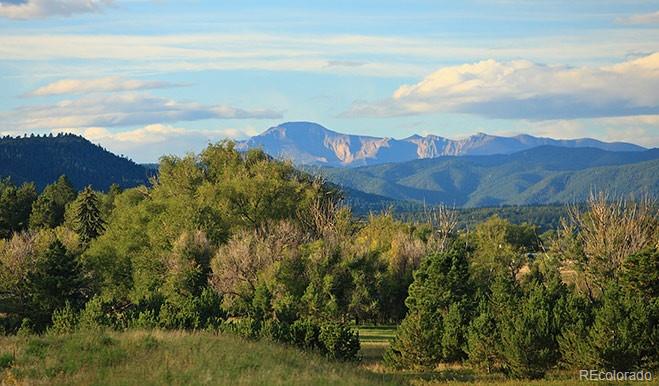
[{"left": 0, "top": 328, "right": 628, "bottom": 385}]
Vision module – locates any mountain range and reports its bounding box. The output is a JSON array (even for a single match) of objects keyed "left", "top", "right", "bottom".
[
  {"left": 316, "top": 146, "right": 659, "bottom": 207},
  {"left": 236, "top": 121, "right": 646, "bottom": 167},
  {"left": 1, "top": 125, "right": 656, "bottom": 209}
]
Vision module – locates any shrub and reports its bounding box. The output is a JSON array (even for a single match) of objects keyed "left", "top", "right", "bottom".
[
  {"left": 384, "top": 310, "right": 442, "bottom": 370},
  {"left": 158, "top": 301, "right": 201, "bottom": 330},
  {"left": 49, "top": 302, "right": 79, "bottom": 334},
  {"left": 221, "top": 317, "right": 261, "bottom": 339},
  {"left": 79, "top": 296, "right": 115, "bottom": 330},
  {"left": 0, "top": 352, "right": 14, "bottom": 371},
  {"left": 318, "top": 321, "right": 360, "bottom": 361},
  {"left": 259, "top": 319, "right": 291, "bottom": 343},
  {"left": 290, "top": 318, "right": 321, "bottom": 350},
  {"left": 131, "top": 310, "right": 159, "bottom": 330}
]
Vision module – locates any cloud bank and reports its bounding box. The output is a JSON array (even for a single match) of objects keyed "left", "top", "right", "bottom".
[
  {"left": 26, "top": 77, "right": 183, "bottom": 97},
  {"left": 0, "top": 0, "right": 112, "bottom": 20},
  {"left": 2, "top": 92, "right": 282, "bottom": 130},
  {"left": 345, "top": 53, "right": 659, "bottom": 120}
]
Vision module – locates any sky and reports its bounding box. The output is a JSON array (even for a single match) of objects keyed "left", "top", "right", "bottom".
[{"left": 1, "top": 0, "right": 659, "bottom": 162}]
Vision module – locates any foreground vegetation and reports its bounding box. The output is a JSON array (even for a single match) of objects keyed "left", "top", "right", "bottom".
[
  {"left": 1, "top": 141, "right": 657, "bottom": 384},
  {"left": 0, "top": 330, "right": 397, "bottom": 385}
]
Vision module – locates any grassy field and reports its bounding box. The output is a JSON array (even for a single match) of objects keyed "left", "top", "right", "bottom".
[
  {"left": 0, "top": 328, "right": 647, "bottom": 385},
  {"left": 0, "top": 330, "right": 399, "bottom": 386},
  {"left": 355, "top": 326, "right": 633, "bottom": 386}
]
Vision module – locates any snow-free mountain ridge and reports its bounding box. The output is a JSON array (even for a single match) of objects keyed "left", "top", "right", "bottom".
[{"left": 236, "top": 122, "right": 645, "bottom": 167}]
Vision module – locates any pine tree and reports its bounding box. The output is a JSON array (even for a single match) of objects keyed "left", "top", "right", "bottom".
[
  {"left": 73, "top": 186, "right": 106, "bottom": 244},
  {"left": 498, "top": 279, "right": 560, "bottom": 379},
  {"left": 467, "top": 299, "right": 500, "bottom": 373},
  {"left": 30, "top": 175, "right": 76, "bottom": 229},
  {"left": 384, "top": 309, "right": 443, "bottom": 370},
  {"left": 385, "top": 245, "right": 473, "bottom": 369},
  {"left": 27, "top": 240, "right": 85, "bottom": 328},
  {"left": 442, "top": 301, "right": 467, "bottom": 362},
  {"left": 587, "top": 282, "right": 655, "bottom": 370}
]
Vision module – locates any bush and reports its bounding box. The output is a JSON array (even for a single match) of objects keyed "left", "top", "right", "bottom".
[
  {"left": 260, "top": 319, "right": 291, "bottom": 343},
  {"left": 0, "top": 352, "right": 14, "bottom": 371},
  {"left": 384, "top": 310, "right": 442, "bottom": 370},
  {"left": 131, "top": 310, "right": 159, "bottom": 330},
  {"left": 79, "top": 296, "right": 116, "bottom": 330},
  {"left": 221, "top": 317, "right": 261, "bottom": 339},
  {"left": 290, "top": 319, "right": 321, "bottom": 350},
  {"left": 158, "top": 301, "right": 201, "bottom": 330},
  {"left": 318, "top": 321, "right": 360, "bottom": 361},
  {"left": 48, "top": 302, "right": 79, "bottom": 334}
]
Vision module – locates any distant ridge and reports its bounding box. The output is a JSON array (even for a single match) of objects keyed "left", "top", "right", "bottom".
[
  {"left": 0, "top": 134, "right": 151, "bottom": 191},
  {"left": 318, "top": 146, "right": 659, "bottom": 207},
  {"left": 237, "top": 121, "right": 646, "bottom": 167}
]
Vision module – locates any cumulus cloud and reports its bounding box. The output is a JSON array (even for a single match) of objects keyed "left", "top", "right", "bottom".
[
  {"left": 0, "top": 0, "right": 112, "bottom": 20},
  {"left": 344, "top": 52, "right": 659, "bottom": 120},
  {"left": 617, "top": 11, "right": 659, "bottom": 25},
  {"left": 2, "top": 92, "right": 282, "bottom": 130},
  {"left": 25, "top": 77, "right": 183, "bottom": 97},
  {"left": 54, "top": 124, "right": 257, "bottom": 162}
]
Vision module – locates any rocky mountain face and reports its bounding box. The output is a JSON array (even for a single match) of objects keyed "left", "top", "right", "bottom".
[{"left": 236, "top": 122, "right": 646, "bottom": 166}]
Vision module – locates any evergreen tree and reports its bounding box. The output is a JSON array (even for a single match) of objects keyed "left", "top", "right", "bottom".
[
  {"left": 27, "top": 239, "right": 85, "bottom": 328},
  {"left": 442, "top": 301, "right": 468, "bottom": 362},
  {"left": 498, "top": 279, "right": 560, "bottom": 379},
  {"left": 29, "top": 175, "right": 76, "bottom": 229},
  {"left": 384, "top": 310, "right": 443, "bottom": 370},
  {"left": 385, "top": 245, "right": 473, "bottom": 369},
  {"left": 587, "top": 282, "right": 656, "bottom": 370},
  {"left": 467, "top": 299, "right": 500, "bottom": 373},
  {"left": 72, "top": 186, "right": 106, "bottom": 244},
  {"left": 0, "top": 178, "right": 37, "bottom": 238}
]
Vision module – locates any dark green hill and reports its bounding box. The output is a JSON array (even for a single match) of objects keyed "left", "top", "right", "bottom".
[
  {"left": 0, "top": 134, "right": 151, "bottom": 191},
  {"left": 319, "top": 146, "right": 659, "bottom": 207}
]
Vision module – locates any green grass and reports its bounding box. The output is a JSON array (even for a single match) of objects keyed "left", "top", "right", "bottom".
[
  {"left": 1, "top": 329, "right": 646, "bottom": 385},
  {"left": 0, "top": 330, "right": 401, "bottom": 386},
  {"left": 355, "top": 326, "right": 635, "bottom": 386}
]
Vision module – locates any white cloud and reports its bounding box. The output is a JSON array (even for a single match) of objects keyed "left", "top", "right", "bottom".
[
  {"left": 53, "top": 124, "right": 255, "bottom": 162},
  {"left": 25, "top": 77, "right": 182, "bottom": 97},
  {"left": 0, "top": 0, "right": 113, "bottom": 20},
  {"left": 2, "top": 92, "right": 281, "bottom": 130},
  {"left": 617, "top": 11, "right": 659, "bottom": 25},
  {"left": 3, "top": 31, "right": 659, "bottom": 79},
  {"left": 344, "top": 52, "right": 659, "bottom": 120}
]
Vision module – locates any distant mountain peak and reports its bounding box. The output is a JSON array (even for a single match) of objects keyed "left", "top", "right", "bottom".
[{"left": 237, "top": 122, "right": 646, "bottom": 167}]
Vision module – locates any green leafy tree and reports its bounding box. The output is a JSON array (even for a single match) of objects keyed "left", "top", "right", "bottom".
[{"left": 72, "top": 186, "right": 106, "bottom": 244}]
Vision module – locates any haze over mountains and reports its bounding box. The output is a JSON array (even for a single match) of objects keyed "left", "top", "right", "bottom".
[{"left": 236, "top": 122, "right": 646, "bottom": 167}]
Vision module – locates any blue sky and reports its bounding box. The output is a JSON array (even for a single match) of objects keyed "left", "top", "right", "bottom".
[{"left": 1, "top": 0, "right": 659, "bottom": 162}]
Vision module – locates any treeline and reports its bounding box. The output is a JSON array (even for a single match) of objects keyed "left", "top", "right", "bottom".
[{"left": 0, "top": 141, "right": 657, "bottom": 378}]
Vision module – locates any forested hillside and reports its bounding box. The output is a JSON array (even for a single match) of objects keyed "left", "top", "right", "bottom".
[
  {"left": 319, "top": 146, "right": 659, "bottom": 206},
  {"left": 0, "top": 134, "right": 151, "bottom": 191}
]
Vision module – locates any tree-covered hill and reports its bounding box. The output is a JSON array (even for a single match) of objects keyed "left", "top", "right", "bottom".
[
  {"left": 0, "top": 134, "right": 151, "bottom": 191},
  {"left": 318, "top": 146, "right": 659, "bottom": 207}
]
